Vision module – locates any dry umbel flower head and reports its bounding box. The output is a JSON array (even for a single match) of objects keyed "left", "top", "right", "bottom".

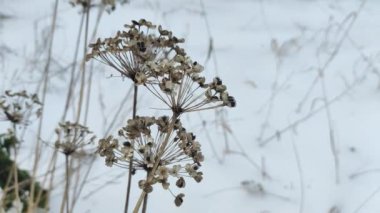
[
  {"left": 87, "top": 19, "right": 236, "bottom": 115},
  {"left": 86, "top": 19, "right": 185, "bottom": 85},
  {"left": 0, "top": 90, "right": 42, "bottom": 125},
  {"left": 55, "top": 121, "right": 96, "bottom": 156},
  {"left": 88, "top": 19, "right": 236, "bottom": 210},
  {"left": 97, "top": 116, "right": 204, "bottom": 199}
]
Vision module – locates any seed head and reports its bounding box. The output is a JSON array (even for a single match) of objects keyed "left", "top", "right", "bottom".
[
  {"left": 55, "top": 122, "right": 96, "bottom": 156},
  {"left": 0, "top": 90, "right": 42, "bottom": 125},
  {"left": 174, "top": 193, "right": 185, "bottom": 207},
  {"left": 86, "top": 19, "right": 185, "bottom": 85}
]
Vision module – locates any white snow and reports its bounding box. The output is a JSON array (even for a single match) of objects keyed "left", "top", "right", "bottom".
[{"left": 1, "top": 0, "right": 380, "bottom": 212}]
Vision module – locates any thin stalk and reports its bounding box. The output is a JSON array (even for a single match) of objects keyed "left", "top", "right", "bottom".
[
  {"left": 42, "top": 151, "right": 58, "bottom": 211},
  {"left": 60, "top": 155, "right": 70, "bottom": 213},
  {"left": 76, "top": 2, "right": 91, "bottom": 123},
  {"left": 66, "top": 157, "right": 71, "bottom": 213},
  {"left": 65, "top": 6, "right": 106, "bottom": 213},
  {"left": 69, "top": 155, "right": 95, "bottom": 212},
  {"left": 124, "top": 85, "right": 138, "bottom": 213},
  {"left": 141, "top": 172, "right": 149, "bottom": 213},
  {"left": 66, "top": 6, "right": 105, "bottom": 213},
  {"left": 83, "top": 66, "right": 93, "bottom": 125},
  {"left": 40, "top": 10, "right": 84, "bottom": 213},
  {"left": 133, "top": 114, "right": 179, "bottom": 213},
  {"left": 28, "top": 0, "right": 59, "bottom": 211},
  {"left": 12, "top": 161, "right": 20, "bottom": 212},
  {"left": 61, "top": 12, "right": 85, "bottom": 122},
  {"left": 11, "top": 124, "right": 21, "bottom": 213}
]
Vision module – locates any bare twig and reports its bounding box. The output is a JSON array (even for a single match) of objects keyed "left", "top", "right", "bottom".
[
  {"left": 28, "top": 0, "right": 59, "bottom": 211},
  {"left": 60, "top": 156, "right": 70, "bottom": 213},
  {"left": 124, "top": 85, "right": 138, "bottom": 213},
  {"left": 259, "top": 67, "right": 369, "bottom": 145},
  {"left": 259, "top": 0, "right": 367, "bottom": 147},
  {"left": 349, "top": 168, "right": 380, "bottom": 180},
  {"left": 61, "top": 12, "right": 85, "bottom": 122},
  {"left": 76, "top": 1, "right": 91, "bottom": 123},
  {"left": 291, "top": 134, "right": 304, "bottom": 213},
  {"left": 353, "top": 184, "right": 380, "bottom": 213}
]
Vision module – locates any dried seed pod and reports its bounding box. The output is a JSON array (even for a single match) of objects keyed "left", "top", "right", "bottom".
[
  {"left": 227, "top": 96, "right": 236, "bottom": 107},
  {"left": 139, "top": 180, "right": 153, "bottom": 193},
  {"left": 213, "top": 77, "right": 222, "bottom": 85},
  {"left": 123, "top": 141, "right": 131, "bottom": 147},
  {"left": 162, "top": 180, "right": 170, "bottom": 190},
  {"left": 194, "top": 172, "right": 203, "bottom": 183},
  {"left": 158, "top": 25, "right": 170, "bottom": 36},
  {"left": 176, "top": 177, "right": 186, "bottom": 188},
  {"left": 174, "top": 193, "right": 185, "bottom": 207},
  {"left": 144, "top": 185, "right": 153, "bottom": 193},
  {"left": 138, "top": 180, "right": 146, "bottom": 189}
]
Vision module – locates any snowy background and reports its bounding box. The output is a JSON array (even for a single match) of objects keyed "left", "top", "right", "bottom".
[{"left": 1, "top": 0, "right": 380, "bottom": 212}]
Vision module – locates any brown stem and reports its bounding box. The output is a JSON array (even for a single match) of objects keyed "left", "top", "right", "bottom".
[
  {"left": 28, "top": 0, "right": 59, "bottom": 211},
  {"left": 67, "top": 6, "right": 106, "bottom": 213},
  {"left": 42, "top": 151, "right": 58, "bottom": 211},
  {"left": 11, "top": 124, "right": 22, "bottom": 213},
  {"left": 141, "top": 171, "right": 149, "bottom": 213},
  {"left": 124, "top": 85, "right": 138, "bottom": 213},
  {"left": 133, "top": 114, "right": 179, "bottom": 213},
  {"left": 76, "top": 1, "right": 91, "bottom": 123},
  {"left": 60, "top": 155, "right": 70, "bottom": 213},
  {"left": 61, "top": 12, "right": 85, "bottom": 122}
]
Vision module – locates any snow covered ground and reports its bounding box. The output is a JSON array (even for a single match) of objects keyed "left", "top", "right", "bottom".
[{"left": 2, "top": 0, "right": 380, "bottom": 212}]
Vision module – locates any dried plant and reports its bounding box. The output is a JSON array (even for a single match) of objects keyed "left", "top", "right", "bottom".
[
  {"left": 54, "top": 121, "right": 96, "bottom": 213},
  {"left": 87, "top": 19, "right": 236, "bottom": 213},
  {"left": 0, "top": 91, "right": 46, "bottom": 213},
  {"left": 87, "top": 19, "right": 235, "bottom": 114},
  {"left": 98, "top": 116, "right": 204, "bottom": 189},
  {"left": 0, "top": 90, "right": 42, "bottom": 126},
  {"left": 86, "top": 19, "right": 184, "bottom": 84},
  {"left": 55, "top": 122, "right": 96, "bottom": 156}
]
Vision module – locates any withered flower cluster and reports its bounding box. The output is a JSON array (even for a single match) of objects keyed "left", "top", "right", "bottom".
[
  {"left": 86, "top": 19, "right": 184, "bottom": 85},
  {"left": 0, "top": 90, "right": 42, "bottom": 125},
  {"left": 87, "top": 19, "right": 235, "bottom": 114},
  {"left": 98, "top": 116, "right": 203, "bottom": 193},
  {"left": 55, "top": 121, "right": 96, "bottom": 156},
  {"left": 88, "top": 19, "right": 236, "bottom": 208}
]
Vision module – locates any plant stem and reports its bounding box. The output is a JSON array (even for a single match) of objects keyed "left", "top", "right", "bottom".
[
  {"left": 60, "top": 155, "right": 70, "bottom": 213},
  {"left": 141, "top": 171, "right": 149, "bottom": 213},
  {"left": 28, "top": 0, "right": 59, "bottom": 211},
  {"left": 76, "top": 1, "right": 91, "bottom": 123},
  {"left": 61, "top": 11, "right": 85, "bottom": 122},
  {"left": 42, "top": 151, "right": 58, "bottom": 211},
  {"left": 124, "top": 85, "right": 138, "bottom": 213},
  {"left": 133, "top": 114, "right": 179, "bottom": 213},
  {"left": 11, "top": 124, "right": 21, "bottom": 213},
  {"left": 12, "top": 160, "right": 20, "bottom": 212}
]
